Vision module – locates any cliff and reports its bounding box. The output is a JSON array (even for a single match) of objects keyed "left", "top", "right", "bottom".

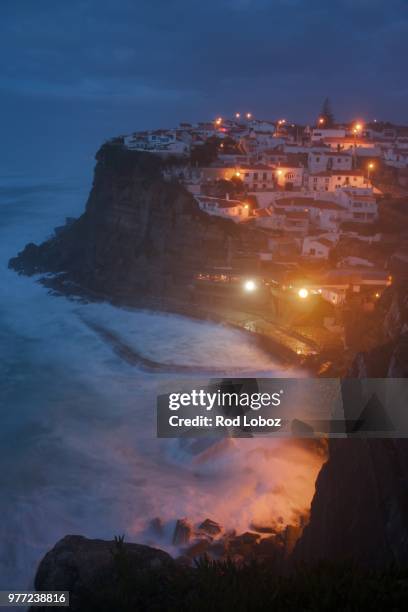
[
  {"left": 348, "top": 282, "right": 408, "bottom": 377},
  {"left": 292, "top": 284, "right": 408, "bottom": 567},
  {"left": 9, "top": 144, "right": 262, "bottom": 301},
  {"left": 292, "top": 437, "right": 408, "bottom": 567}
]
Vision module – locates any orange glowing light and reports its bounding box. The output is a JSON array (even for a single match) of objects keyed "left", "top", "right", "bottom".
[
  {"left": 243, "top": 279, "right": 256, "bottom": 292},
  {"left": 246, "top": 112, "right": 252, "bottom": 119}
]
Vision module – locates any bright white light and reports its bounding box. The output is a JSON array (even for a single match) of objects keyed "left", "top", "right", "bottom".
[
  {"left": 244, "top": 280, "right": 257, "bottom": 292},
  {"left": 298, "top": 288, "right": 309, "bottom": 299}
]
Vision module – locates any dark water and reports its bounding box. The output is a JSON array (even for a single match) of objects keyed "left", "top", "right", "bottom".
[{"left": 0, "top": 175, "right": 320, "bottom": 589}]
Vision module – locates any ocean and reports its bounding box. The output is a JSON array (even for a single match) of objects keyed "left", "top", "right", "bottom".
[{"left": 0, "top": 174, "right": 323, "bottom": 589}]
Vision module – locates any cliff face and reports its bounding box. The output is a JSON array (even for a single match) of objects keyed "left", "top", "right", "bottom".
[
  {"left": 293, "top": 285, "right": 408, "bottom": 568},
  {"left": 293, "top": 438, "right": 408, "bottom": 568},
  {"left": 348, "top": 283, "right": 408, "bottom": 377},
  {"left": 9, "top": 144, "right": 261, "bottom": 301}
]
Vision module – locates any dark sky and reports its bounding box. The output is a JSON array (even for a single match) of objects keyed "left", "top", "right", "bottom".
[{"left": 2, "top": 0, "right": 407, "bottom": 176}]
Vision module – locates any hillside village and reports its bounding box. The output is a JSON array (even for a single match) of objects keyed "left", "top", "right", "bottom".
[{"left": 111, "top": 103, "right": 408, "bottom": 360}]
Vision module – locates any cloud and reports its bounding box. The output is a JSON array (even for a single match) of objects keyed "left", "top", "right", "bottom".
[{"left": 1, "top": 0, "right": 407, "bottom": 125}]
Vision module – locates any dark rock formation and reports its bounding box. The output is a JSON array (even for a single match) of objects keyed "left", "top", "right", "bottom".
[
  {"left": 293, "top": 438, "right": 408, "bottom": 568},
  {"left": 348, "top": 283, "right": 408, "bottom": 377},
  {"left": 292, "top": 284, "right": 408, "bottom": 568},
  {"left": 31, "top": 535, "right": 175, "bottom": 612},
  {"left": 198, "top": 518, "right": 221, "bottom": 536},
  {"left": 9, "top": 144, "right": 263, "bottom": 303},
  {"left": 34, "top": 533, "right": 408, "bottom": 610},
  {"left": 149, "top": 517, "right": 164, "bottom": 537},
  {"left": 172, "top": 518, "right": 192, "bottom": 545}
]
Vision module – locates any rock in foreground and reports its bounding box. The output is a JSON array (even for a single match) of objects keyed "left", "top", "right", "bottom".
[
  {"left": 31, "top": 534, "right": 408, "bottom": 611},
  {"left": 31, "top": 535, "right": 176, "bottom": 612}
]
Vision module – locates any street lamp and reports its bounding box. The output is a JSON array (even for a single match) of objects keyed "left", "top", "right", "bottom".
[
  {"left": 235, "top": 112, "right": 241, "bottom": 119},
  {"left": 243, "top": 280, "right": 257, "bottom": 292},
  {"left": 298, "top": 288, "right": 309, "bottom": 299},
  {"left": 352, "top": 122, "right": 363, "bottom": 168},
  {"left": 367, "top": 161, "right": 374, "bottom": 184},
  {"left": 318, "top": 117, "right": 325, "bottom": 126},
  {"left": 246, "top": 112, "right": 252, "bottom": 119}
]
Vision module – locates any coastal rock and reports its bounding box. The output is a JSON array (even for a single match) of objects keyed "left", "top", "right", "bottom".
[
  {"left": 172, "top": 518, "right": 192, "bottom": 545},
  {"left": 198, "top": 518, "right": 222, "bottom": 536},
  {"left": 249, "top": 523, "right": 276, "bottom": 534},
  {"left": 292, "top": 286, "right": 408, "bottom": 569},
  {"left": 292, "top": 438, "right": 408, "bottom": 568},
  {"left": 149, "top": 516, "right": 164, "bottom": 537},
  {"left": 347, "top": 284, "right": 408, "bottom": 377},
  {"left": 255, "top": 536, "right": 284, "bottom": 563},
  {"left": 388, "top": 330, "right": 408, "bottom": 376},
  {"left": 9, "top": 145, "right": 264, "bottom": 303},
  {"left": 184, "top": 539, "right": 210, "bottom": 559},
  {"left": 30, "top": 535, "right": 175, "bottom": 612}
]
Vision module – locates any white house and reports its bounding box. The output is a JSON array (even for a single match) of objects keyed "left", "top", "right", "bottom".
[
  {"left": 253, "top": 206, "right": 309, "bottom": 235},
  {"left": 254, "top": 132, "right": 278, "bottom": 151},
  {"left": 307, "top": 171, "right": 368, "bottom": 192},
  {"left": 336, "top": 189, "right": 378, "bottom": 223},
  {"left": 311, "top": 128, "right": 346, "bottom": 142},
  {"left": 302, "top": 236, "right": 334, "bottom": 259},
  {"left": 383, "top": 148, "right": 408, "bottom": 168},
  {"left": 238, "top": 164, "right": 275, "bottom": 190},
  {"left": 124, "top": 130, "right": 190, "bottom": 156},
  {"left": 274, "top": 197, "right": 345, "bottom": 231},
  {"left": 195, "top": 195, "right": 250, "bottom": 222},
  {"left": 308, "top": 152, "right": 353, "bottom": 174},
  {"left": 274, "top": 165, "right": 304, "bottom": 189}
]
